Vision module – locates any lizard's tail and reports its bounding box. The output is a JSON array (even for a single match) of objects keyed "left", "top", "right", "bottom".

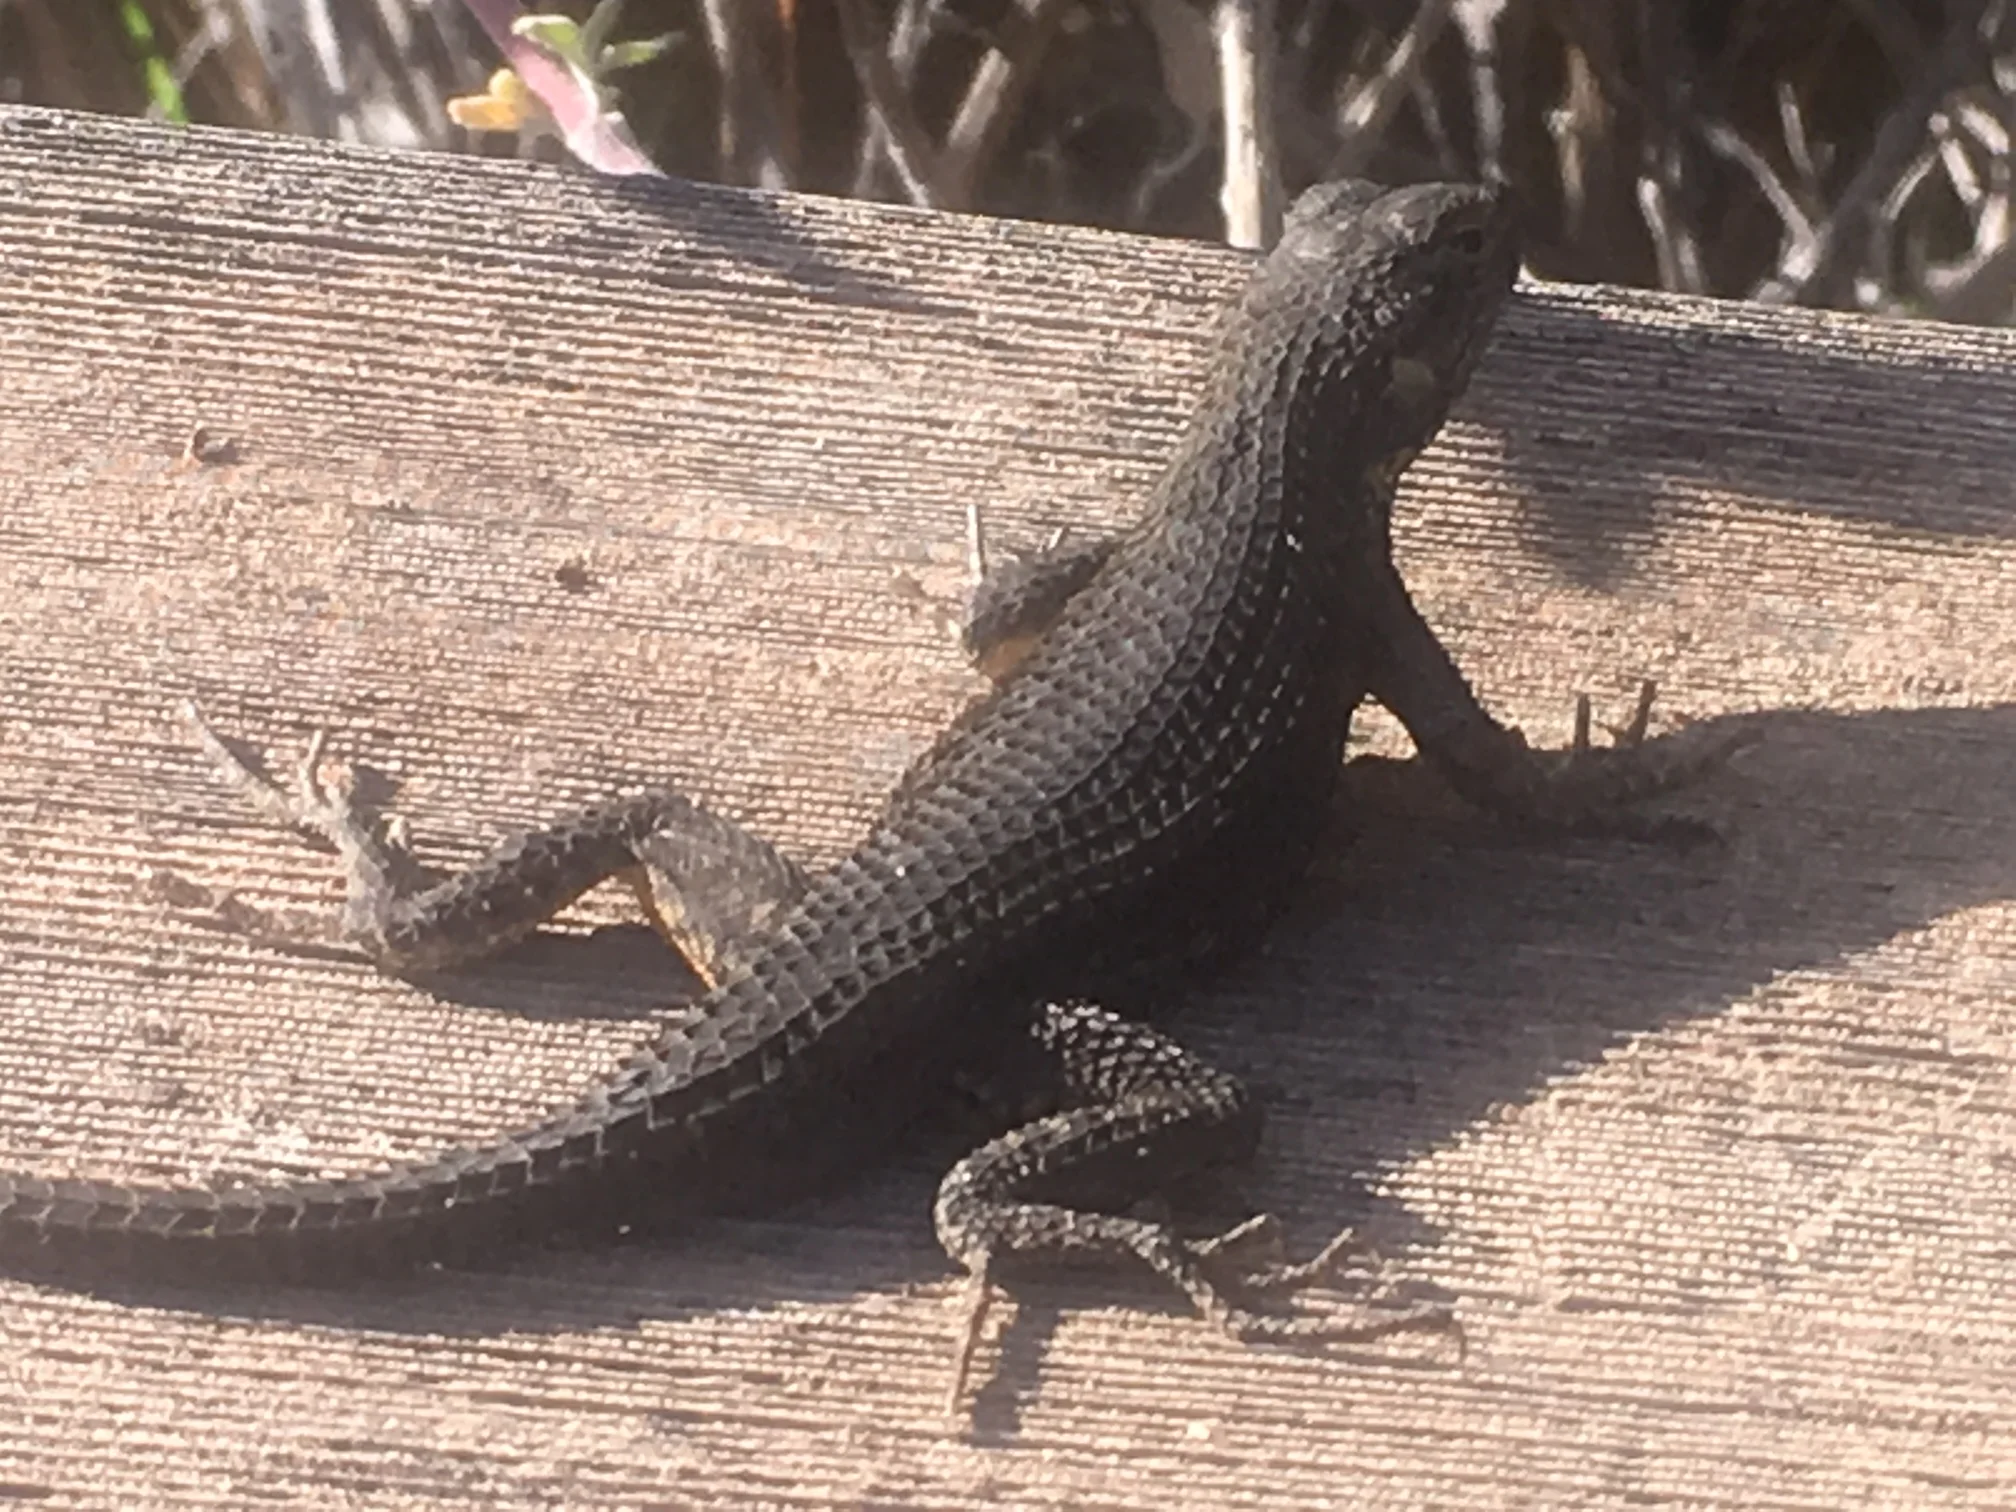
[{"left": 0, "top": 1085, "right": 666, "bottom": 1284}]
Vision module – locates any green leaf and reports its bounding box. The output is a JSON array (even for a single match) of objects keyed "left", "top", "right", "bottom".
[
  {"left": 602, "top": 36, "right": 674, "bottom": 73},
  {"left": 118, "top": 1, "right": 188, "bottom": 124}
]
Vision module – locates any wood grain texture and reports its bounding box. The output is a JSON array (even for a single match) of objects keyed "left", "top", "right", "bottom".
[{"left": 0, "top": 106, "right": 2012, "bottom": 1507}]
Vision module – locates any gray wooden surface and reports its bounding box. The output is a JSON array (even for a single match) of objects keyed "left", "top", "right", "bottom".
[{"left": 1, "top": 105, "right": 2012, "bottom": 1508}]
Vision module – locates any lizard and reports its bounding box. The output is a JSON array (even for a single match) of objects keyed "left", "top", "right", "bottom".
[{"left": 0, "top": 178, "right": 1744, "bottom": 1396}]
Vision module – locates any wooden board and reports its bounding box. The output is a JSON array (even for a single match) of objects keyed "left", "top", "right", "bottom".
[{"left": 0, "top": 105, "right": 2012, "bottom": 1507}]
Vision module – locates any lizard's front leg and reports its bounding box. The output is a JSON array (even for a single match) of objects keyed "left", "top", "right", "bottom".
[
  {"left": 960, "top": 530, "right": 1119, "bottom": 680},
  {"left": 1354, "top": 558, "right": 1754, "bottom": 826}
]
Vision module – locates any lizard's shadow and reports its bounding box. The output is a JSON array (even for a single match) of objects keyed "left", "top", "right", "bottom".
[
  {"left": 1262, "top": 700, "right": 2015, "bottom": 1178},
  {"left": 86, "top": 701, "right": 2016, "bottom": 1396}
]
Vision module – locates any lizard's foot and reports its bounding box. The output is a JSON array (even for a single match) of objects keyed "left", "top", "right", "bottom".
[
  {"left": 1190, "top": 1211, "right": 1362, "bottom": 1293},
  {"left": 1505, "top": 680, "right": 1758, "bottom": 837},
  {"left": 149, "top": 704, "right": 409, "bottom": 953},
  {"left": 183, "top": 700, "right": 385, "bottom": 855},
  {"left": 942, "top": 1211, "right": 1457, "bottom": 1417}
]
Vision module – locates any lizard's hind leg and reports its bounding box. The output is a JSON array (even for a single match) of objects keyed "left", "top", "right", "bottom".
[
  {"left": 158, "top": 703, "right": 805, "bottom": 980},
  {"left": 934, "top": 999, "right": 1455, "bottom": 1412}
]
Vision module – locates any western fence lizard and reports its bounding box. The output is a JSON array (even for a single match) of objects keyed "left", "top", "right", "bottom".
[{"left": 0, "top": 180, "right": 1741, "bottom": 1396}]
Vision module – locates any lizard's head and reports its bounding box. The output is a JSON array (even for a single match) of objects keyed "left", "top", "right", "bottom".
[{"left": 1256, "top": 177, "right": 1519, "bottom": 473}]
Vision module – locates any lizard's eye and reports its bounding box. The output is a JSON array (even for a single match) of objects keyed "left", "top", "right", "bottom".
[{"left": 1451, "top": 227, "right": 1488, "bottom": 257}]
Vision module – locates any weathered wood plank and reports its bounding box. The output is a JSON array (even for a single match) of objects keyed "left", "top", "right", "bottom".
[{"left": 0, "top": 105, "right": 2012, "bottom": 1507}]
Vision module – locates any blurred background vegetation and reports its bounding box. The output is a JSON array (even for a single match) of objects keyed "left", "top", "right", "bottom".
[{"left": 2, "top": 0, "right": 2012, "bottom": 320}]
